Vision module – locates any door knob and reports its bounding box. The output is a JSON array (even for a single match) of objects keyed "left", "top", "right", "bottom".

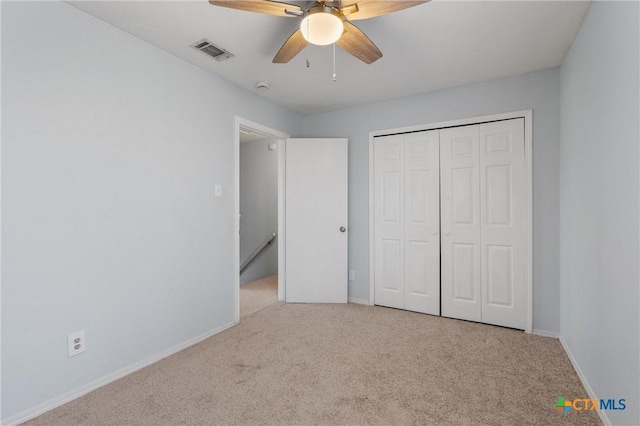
[
  {"left": 340, "top": 226, "right": 346, "bottom": 232},
  {"left": 432, "top": 231, "right": 438, "bottom": 235},
  {"left": 443, "top": 230, "right": 450, "bottom": 236}
]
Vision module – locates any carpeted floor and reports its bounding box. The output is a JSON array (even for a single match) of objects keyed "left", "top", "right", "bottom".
[
  {"left": 240, "top": 275, "right": 278, "bottom": 319},
  {"left": 26, "top": 303, "right": 600, "bottom": 425}
]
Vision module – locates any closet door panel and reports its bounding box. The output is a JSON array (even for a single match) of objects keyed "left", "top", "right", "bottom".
[
  {"left": 404, "top": 130, "right": 440, "bottom": 315},
  {"left": 480, "top": 119, "right": 526, "bottom": 329},
  {"left": 440, "top": 126, "right": 482, "bottom": 322},
  {"left": 374, "top": 135, "right": 405, "bottom": 309}
]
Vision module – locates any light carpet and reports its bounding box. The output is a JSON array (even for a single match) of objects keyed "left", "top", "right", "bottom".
[
  {"left": 26, "top": 303, "right": 600, "bottom": 425},
  {"left": 240, "top": 275, "right": 278, "bottom": 319}
]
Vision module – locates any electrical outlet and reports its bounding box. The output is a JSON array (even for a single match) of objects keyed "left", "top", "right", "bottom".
[
  {"left": 349, "top": 270, "right": 355, "bottom": 281},
  {"left": 68, "top": 331, "right": 86, "bottom": 357}
]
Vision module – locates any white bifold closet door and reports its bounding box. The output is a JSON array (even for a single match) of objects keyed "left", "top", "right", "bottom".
[
  {"left": 374, "top": 130, "right": 440, "bottom": 315},
  {"left": 441, "top": 118, "right": 526, "bottom": 329},
  {"left": 439, "top": 125, "right": 482, "bottom": 322}
]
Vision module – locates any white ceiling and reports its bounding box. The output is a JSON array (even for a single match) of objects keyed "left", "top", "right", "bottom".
[{"left": 69, "top": 0, "right": 590, "bottom": 116}]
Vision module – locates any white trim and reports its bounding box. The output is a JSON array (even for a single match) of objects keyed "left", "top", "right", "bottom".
[
  {"left": 0, "top": 2, "right": 4, "bottom": 421},
  {"left": 532, "top": 329, "right": 559, "bottom": 338},
  {"left": 234, "top": 117, "right": 289, "bottom": 324},
  {"left": 559, "top": 337, "right": 612, "bottom": 426},
  {"left": 368, "top": 110, "right": 534, "bottom": 333},
  {"left": 523, "top": 110, "right": 533, "bottom": 335},
  {"left": 1, "top": 321, "right": 235, "bottom": 426},
  {"left": 348, "top": 297, "right": 371, "bottom": 305},
  {"left": 368, "top": 133, "right": 375, "bottom": 306},
  {"left": 368, "top": 110, "right": 532, "bottom": 138},
  {"left": 277, "top": 138, "right": 286, "bottom": 302}
]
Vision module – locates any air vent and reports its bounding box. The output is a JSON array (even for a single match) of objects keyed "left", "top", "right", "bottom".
[{"left": 191, "top": 39, "right": 234, "bottom": 62}]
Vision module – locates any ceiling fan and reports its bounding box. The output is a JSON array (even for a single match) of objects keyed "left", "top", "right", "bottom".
[{"left": 208, "top": 0, "right": 428, "bottom": 64}]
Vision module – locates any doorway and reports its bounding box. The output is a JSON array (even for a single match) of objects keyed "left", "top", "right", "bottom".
[{"left": 234, "top": 117, "right": 288, "bottom": 324}]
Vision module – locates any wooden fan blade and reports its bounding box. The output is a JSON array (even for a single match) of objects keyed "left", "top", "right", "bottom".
[
  {"left": 340, "top": 0, "right": 428, "bottom": 21},
  {"left": 208, "top": 0, "right": 302, "bottom": 17},
  {"left": 273, "top": 29, "right": 308, "bottom": 63},
  {"left": 336, "top": 21, "right": 382, "bottom": 64}
]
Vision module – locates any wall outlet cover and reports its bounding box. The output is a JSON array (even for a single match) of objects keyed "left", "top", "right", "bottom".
[{"left": 68, "top": 330, "right": 86, "bottom": 357}]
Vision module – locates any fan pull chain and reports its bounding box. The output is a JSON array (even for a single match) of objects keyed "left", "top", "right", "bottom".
[{"left": 332, "top": 43, "right": 337, "bottom": 82}]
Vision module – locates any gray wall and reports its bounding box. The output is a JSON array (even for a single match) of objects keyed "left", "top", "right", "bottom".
[
  {"left": 1, "top": 1, "right": 301, "bottom": 420},
  {"left": 559, "top": 2, "right": 639, "bottom": 425},
  {"left": 303, "top": 68, "right": 561, "bottom": 333},
  {"left": 239, "top": 139, "right": 278, "bottom": 285}
]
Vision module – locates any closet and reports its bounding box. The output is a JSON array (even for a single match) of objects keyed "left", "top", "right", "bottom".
[{"left": 373, "top": 118, "right": 527, "bottom": 330}]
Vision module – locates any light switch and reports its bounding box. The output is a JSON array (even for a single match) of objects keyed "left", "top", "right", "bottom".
[{"left": 215, "top": 184, "right": 222, "bottom": 197}]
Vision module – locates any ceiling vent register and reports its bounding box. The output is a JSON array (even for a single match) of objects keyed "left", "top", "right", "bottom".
[{"left": 191, "top": 39, "right": 234, "bottom": 62}]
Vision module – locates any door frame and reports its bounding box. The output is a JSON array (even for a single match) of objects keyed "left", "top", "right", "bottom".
[
  {"left": 368, "top": 110, "right": 533, "bottom": 333},
  {"left": 234, "top": 116, "right": 289, "bottom": 325}
]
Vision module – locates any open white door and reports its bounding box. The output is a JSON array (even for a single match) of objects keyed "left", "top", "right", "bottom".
[{"left": 285, "top": 138, "right": 348, "bottom": 303}]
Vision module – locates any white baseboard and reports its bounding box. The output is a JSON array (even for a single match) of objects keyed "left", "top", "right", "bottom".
[
  {"left": 559, "top": 336, "right": 611, "bottom": 426},
  {"left": 348, "top": 297, "right": 371, "bottom": 306},
  {"left": 1, "top": 321, "right": 235, "bottom": 426},
  {"left": 532, "top": 329, "right": 559, "bottom": 338}
]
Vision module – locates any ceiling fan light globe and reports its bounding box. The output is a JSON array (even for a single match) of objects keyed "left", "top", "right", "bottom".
[{"left": 300, "top": 12, "right": 344, "bottom": 46}]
